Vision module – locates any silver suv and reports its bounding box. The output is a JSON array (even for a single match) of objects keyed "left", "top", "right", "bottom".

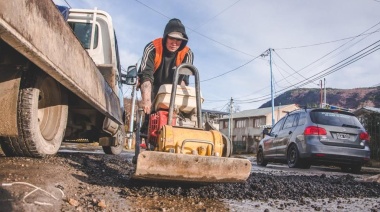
[{"left": 257, "top": 108, "right": 371, "bottom": 173}]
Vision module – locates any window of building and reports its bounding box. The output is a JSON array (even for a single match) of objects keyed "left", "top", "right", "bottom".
[
  {"left": 235, "top": 119, "right": 246, "bottom": 128},
  {"left": 254, "top": 117, "right": 266, "bottom": 127},
  {"left": 223, "top": 121, "right": 228, "bottom": 129}
]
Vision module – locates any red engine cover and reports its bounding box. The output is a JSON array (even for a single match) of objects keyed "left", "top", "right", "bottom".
[{"left": 148, "top": 111, "right": 176, "bottom": 144}]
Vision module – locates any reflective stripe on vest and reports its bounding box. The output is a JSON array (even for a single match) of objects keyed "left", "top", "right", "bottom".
[{"left": 152, "top": 38, "right": 190, "bottom": 72}]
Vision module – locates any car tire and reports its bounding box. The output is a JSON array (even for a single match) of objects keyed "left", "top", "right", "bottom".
[
  {"left": 300, "top": 161, "right": 311, "bottom": 169},
  {"left": 287, "top": 144, "right": 302, "bottom": 168},
  {"left": 351, "top": 165, "right": 362, "bottom": 174},
  {"left": 257, "top": 148, "right": 268, "bottom": 167}
]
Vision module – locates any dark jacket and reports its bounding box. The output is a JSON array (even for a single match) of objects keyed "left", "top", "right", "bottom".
[{"left": 138, "top": 18, "right": 194, "bottom": 99}]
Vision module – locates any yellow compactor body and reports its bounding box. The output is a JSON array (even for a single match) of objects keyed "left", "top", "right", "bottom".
[
  {"left": 133, "top": 126, "right": 252, "bottom": 183},
  {"left": 132, "top": 64, "right": 252, "bottom": 183}
]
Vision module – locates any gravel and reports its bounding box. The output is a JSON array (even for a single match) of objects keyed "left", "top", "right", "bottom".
[{"left": 0, "top": 148, "right": 380, "bottom": 211}]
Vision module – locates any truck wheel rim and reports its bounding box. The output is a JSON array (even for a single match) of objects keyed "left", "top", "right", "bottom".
[{"left": 37, "top": 77, "right": 62, "bottom": 141}]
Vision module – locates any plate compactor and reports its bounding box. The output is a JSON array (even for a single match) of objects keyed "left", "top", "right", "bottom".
[{"left": 132, "top": 64, "right": 251, "bottom": 183}]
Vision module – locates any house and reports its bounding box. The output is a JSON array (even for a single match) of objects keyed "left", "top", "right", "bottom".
[
  {"left": 202, "top": 109, "right": 229, "bottom": 130},
  {"left": 353, "top": 106, "right": 380, "bottom": 119},
  {"left": 218, "top": 104, "right": 299, "bottom": 153}
]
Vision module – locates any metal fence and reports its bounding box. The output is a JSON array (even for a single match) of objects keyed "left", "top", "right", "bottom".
[{"left": 233, "top": 140, "right": 247, "bottom": 154}]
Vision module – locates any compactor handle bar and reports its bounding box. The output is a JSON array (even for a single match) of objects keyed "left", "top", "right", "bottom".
[{"left": 168, "top": 64, "right": 202, "bottom": 129}]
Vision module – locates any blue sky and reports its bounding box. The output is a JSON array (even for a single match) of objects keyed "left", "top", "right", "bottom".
[{"left": 53, "top": 0, "right": 380, "bottom": 111}]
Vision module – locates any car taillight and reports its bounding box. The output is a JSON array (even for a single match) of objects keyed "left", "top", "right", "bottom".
[
  {"left": 304, "top": 126, "right": 327, "bottom": 135},
  {"left": 359, "top": 132, "right": 370, "bottom": 141}
]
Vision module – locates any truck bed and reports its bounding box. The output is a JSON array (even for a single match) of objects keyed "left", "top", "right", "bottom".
[{"left": 0, "top": 0, "right": 122, "bottom": 124}]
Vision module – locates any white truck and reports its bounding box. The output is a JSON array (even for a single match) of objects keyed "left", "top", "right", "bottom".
[{"left": 0, "top": 0, "right": 129, "bottom": 157}]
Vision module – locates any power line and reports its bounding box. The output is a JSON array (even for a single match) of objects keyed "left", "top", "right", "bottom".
[
  {"left": 203, "top": 101, "right": 229, "bottom": 112},
  {"left": 133, "top": 0, "right": 257, "bottom": 58},
  {"left": 204, "top": 99, "right": 230, "bottom": 103},
  {"left": 133, "top": 0, "right": 380, "bottom": 86},
  {"left": 235, "top": 39, "right": 380, "bottom": 104},
  {"left": 280, "top": 43, "right": 380, "bottom": 100},
  {"left": 191, "top": 0, "right": 241, "bottom": 31},
  {"left": 200, "top": 52, "right": 264, "bottom": 82},
  {"left": 218, "top": 102, "right": 229, "bottom": 112},
  {"left": 250, "top": 43, "right": 380, "bottom": 103},
  {"left": 201, "top": 21, "right": 380, "bottom": 85},
  {"left": 273, "top": 50, "right": 318, "bottom": 86},
  {"left": 272, "top": 59, "right": 297, "bottom": 89},
  {"left": 272, "top": 24, "right": 380, "bottom": 88},
  {"left": 63, "top": 0, "right": 72, "bottom": 8},
  {"left": 303, "top": 44, "right": 380, "bottom": 86},
  {"left": 275, "top": 30, "right": 380, "bottom": 50},
  {"left": 134, "top": 0, "right": 171, "bottom": 19},
  {"left": 234, "top": 22, "right": 380, "bottom": 98}
]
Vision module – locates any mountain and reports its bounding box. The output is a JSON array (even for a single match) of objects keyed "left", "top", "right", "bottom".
[{"left": 259, "top": 86, "right": 380, "bottom": 109}]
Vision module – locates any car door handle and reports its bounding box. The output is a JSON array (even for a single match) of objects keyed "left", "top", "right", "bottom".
[{"left": 288, "top": 131, "right": 293, "bottom": 135}]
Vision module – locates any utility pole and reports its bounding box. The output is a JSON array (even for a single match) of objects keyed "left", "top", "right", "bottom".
[
  {"left": 261, "top": 48, "right": 275, "bottom": 126},
  {"left": 324, "top": 78, "right": 326, "bottom": 106},
  {"left": 269, "top": 48, "right": 275, "bottom": 126},
  {"left": 320, "top": 79, "right": 323, "bottom": 108},
  {"left": 228, "top": 97, "right": 233, "bottom": 141}
]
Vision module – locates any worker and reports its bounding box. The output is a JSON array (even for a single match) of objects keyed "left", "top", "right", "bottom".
[{"left": 138, "top": 18, "right": 194, "bottom": 115}]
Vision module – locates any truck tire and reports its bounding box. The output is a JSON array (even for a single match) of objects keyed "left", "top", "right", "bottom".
[
  {"left": 1, "top": 70, "right": 68, "bottom": 157},
  {"left": 102, "top": 131, "right": 125, "bottom": 155}
]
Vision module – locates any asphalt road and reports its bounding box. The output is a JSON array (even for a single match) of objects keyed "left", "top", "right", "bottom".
[{"left": 0, "top": 144, "right": 380, "bottom": 211}]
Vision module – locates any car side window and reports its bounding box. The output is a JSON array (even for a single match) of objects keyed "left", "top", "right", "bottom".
[
  {"left": 298, "top": 112, "right": 306, "bottom": 126},
  {"left": 283, "top": 114, "right": 297, "bottom": 129},
  {"left": 270, "top": 118, "right": 285, "bottom": 135}
]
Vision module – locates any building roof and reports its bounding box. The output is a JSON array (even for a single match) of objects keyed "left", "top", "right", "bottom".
[
  {"left": 219, "top": 104, "right": 298, "bottom": 120},
  {"left": 353, "top": 106, "right": 380, "bottom": 116},
  {"left": 202, "top": 109, "right": 229, "bottom": 115}
]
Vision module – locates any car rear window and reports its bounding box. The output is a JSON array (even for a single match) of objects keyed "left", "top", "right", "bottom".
[{"left": 310, "top": 110, "right": 362, "bottom": 128}]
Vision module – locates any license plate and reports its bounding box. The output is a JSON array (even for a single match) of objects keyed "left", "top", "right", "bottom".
[{"left": 337, "top": 133, "right": 350, "bottom": 139}]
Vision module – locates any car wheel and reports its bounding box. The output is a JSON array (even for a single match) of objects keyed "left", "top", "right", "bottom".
[
  {"left": 287, "top": 144, "right": 302, "bottom": 168},
  {"left": 257, "top": 148, "right": 268, "bottom": 167},
  {"left": 351, "top": 165, "right": 362, "bottom": 174}
]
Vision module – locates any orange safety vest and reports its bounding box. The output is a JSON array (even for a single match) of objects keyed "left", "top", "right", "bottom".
[{"left": 152, "top": 38, "right": 190, "bottom": 72}]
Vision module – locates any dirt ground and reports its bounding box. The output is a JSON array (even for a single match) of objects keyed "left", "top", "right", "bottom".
[{"left": 1, "top": 144, "right": 380, "bottom": 211}]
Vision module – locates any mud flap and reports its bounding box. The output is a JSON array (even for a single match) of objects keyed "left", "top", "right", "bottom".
[{"left": 133, "top": 151, "right": 252, "bottom": 183}]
